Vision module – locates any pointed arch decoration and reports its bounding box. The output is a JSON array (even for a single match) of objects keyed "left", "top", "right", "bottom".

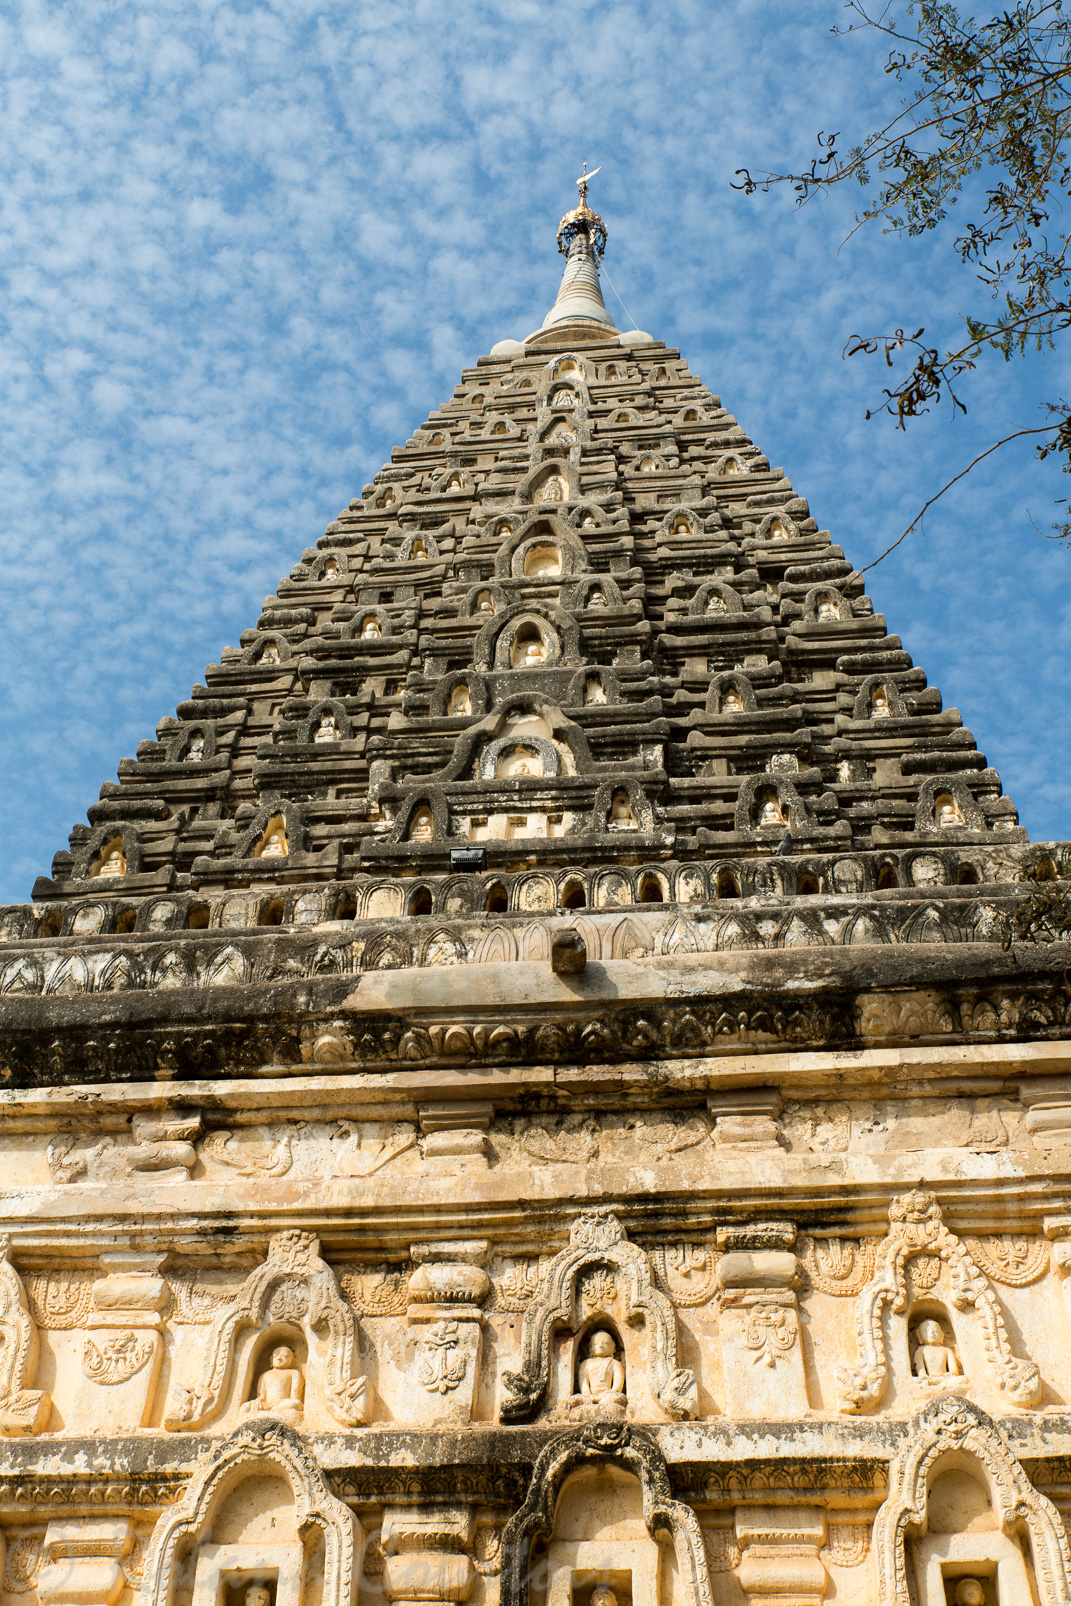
[
  {"left": 499, "top": 1422, "right": 712, "bottom": 1606},
  {"left": 140, "top": 1419, "right": 363, "bottom": 1606},
  {"left": 873, "top": 1396, "right": 1071, "bottom": 1605},
  {"left": 164, "top": 1230, "right": 369, "bottom": 1430},
  {"left": 499, "top": 1209, "right": 696, "bottom": 1423},
  {"left": 837, "top": 1189, "right": 1041, "bottom": 1413}
]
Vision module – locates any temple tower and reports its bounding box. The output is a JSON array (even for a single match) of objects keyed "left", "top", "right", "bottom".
[{"left": 2, "top": 175, "right": 1070, "bottom": 1606}]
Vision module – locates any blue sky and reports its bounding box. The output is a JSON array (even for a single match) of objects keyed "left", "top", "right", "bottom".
[{"left": 1, "top": 0, "right": 1068, "bottom": 905}]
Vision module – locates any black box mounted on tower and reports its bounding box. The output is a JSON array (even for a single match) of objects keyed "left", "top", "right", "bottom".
[{"left": 450, "top": 847, "right": 487, "bottom": 873}]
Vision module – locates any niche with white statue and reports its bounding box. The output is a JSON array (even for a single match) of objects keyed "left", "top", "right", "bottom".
[
  {"left": 910, "top": 1465, "right": 1041, "bottom": 1604},
  {"left": 532, "top": 1468, "right": 664, "bottom": 1606}
]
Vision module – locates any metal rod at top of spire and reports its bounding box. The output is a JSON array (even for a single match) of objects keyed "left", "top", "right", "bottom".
[
  {"left": 557, "top": 164, "right": 607, "bottom": 263},
  {"left": 576, "top": 162, "right": 601, "bottom": 207}
]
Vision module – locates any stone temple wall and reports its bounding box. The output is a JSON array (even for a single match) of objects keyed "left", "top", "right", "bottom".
[{"left": 2, "top": 274, "right": 1071, "bottom": 1606}]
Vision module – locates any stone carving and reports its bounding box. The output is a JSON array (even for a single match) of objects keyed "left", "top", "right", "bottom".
[
  {"left": 490, "top": 1257, "right": 545, "bottom": 1312},
  {"left": 872, "top": 1396, "right": 1071, "bottom": 1604},
  {"left": 3, "top": 1535, "right": 44, "bottom": 1593},
  {"left": 164, "top": 1230, "right": 369, "bottom": 1430},
  {"left": 910, "top": 1317, "right": 961, "bottom": 1381},
  {"left": 570, "top": 1327, "right": 627, "bottom": 1417},
  {"left": 415, "top": 1320, "right": 468, "bottom": 1394},
  {"left": 46, "top": 1113, "right": 200, "bottom": 1183},
  {"left": 338, "top": 1265, "right": 410, "bottom": 1316},
  {"left": 798, "top": 1236, "right": 878, "bottom": 1296},
  {"left": 169, "top": 1274, "right": 236, "bottom": 1324},
  {"left": 742, "top": 1302, "right": 798, "bottom": 1368},
  {"left": 820, "top": 1520, "right": 870, "bottom": 1568},
  {"left": 500, "top": 1209, "right": 697, "bottom": 1421},
  {"left": 649, "top": 1243, "right": 719, "bottom": 1305},
  {"left": 201, "top": 1128, "right": 292, "bottom": 1178},
  {"left": 82, "top": 1331, "right": 155, "bottom": 1385},
  {"left": 138, "top": 1421, "right": 363, "bottom": 1606},
  {"left": 0, "top": 1238, "right": 51, "bottom": 1434},
  {"left": 702, "top": 1527, "right": 742, "bottom": 1573},
  {"left": 837, "top": 1190, "right": 1041, "bottom": 1412},
  {"left": 242, "top": 1343, "right": 305, "bottom": 1420},
  {"left": 24, "top": 1273, "right": 94, "bottom": 1330},
  {"left": 520, "top": 1115, "right": 599, "bottom": 1165},
  {"left": 332, "top": 1120, "right": 419, "bottom": 1176},
  {"left": 964, "top": 1233, "right": 1049, "bottom": 1285},
  {"left": 499, "top": 1423, "right": 713, "bottom": 1606},
  {"left": 472, "top": 1527, "right": 501, "bottom": 1576}
]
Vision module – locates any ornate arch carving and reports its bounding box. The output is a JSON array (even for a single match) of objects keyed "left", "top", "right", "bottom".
[
  {"left": 499, "top": 1422, "right": 712, "bottom": 1606},
  {"left": 0, "top": 1237, "right": 50, "bottom": 1433},
  {"left": 140, "top": 1420, "right": 363, "bottom": 1606},
  {"left": 872, "top": 1396, "right": 1071, "bottom": 1605},
  {"left": 500, "top": 1210, "right": 696, "bottom": 1423},
  {"left": 164, "top": 1230, "right": 369, "bottom": 1431},
  {"left": 837, "top": 1190, "right": 1041, "bottom": 1413}
]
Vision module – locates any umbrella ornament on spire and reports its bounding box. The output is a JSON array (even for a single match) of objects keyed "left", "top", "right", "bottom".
[{"left": 557, "top": 163, "right": 607, "bottom": 263}]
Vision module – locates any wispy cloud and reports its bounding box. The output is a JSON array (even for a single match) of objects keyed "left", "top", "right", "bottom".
[{"left": 0, "top": 0, "right": 1067, "bottom": 901}]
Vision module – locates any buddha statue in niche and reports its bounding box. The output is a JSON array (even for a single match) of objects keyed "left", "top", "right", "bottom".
[
  {"left": 259, "top": 825, "right": 288, "bottom": 858},
  {"left": 498, "top": 745, "right": 540, "bottom": 778},
  {"left": 608, "top": 791, "right": 637, "bottom": 831},
  {"left": 550, "top": 388, "right": 576, "bottom": 409},
  {"left": 767, "top": 517, "right": 788, "bottom": 539},
  {"left": 313, "top": 713, "right": 340, "bottom": 743},
  {"left": 585, "top": 677, "right": 608, "bottom": 706},
  {"left": 638, "top": 457, "right": 657, "bottom": 472},
  {"left": 817, "top": 597, "right": 839, "bottom": 622},
  {"left": 580, "top": 512, "right": 597, "bottom": 529},
  {"left": 258, "top": 641, "right": 280, "bottom": 665},
  {"left": 242, "top": 1344, "right": 304, "bottom": 1422},
  {"left": 706, "top": 592, "right": 727, "bottom": 614},
  {"left": 445, "top": 473, "right": 462, "bottom": 491},
  {"left": 936, "top": 792, "right": 967, "bottom": 829},
  {"left": 591, "top": 1589, "right": 618, "bottom": 1606},
  {"left": 361, "top": 615, "right": 381, "bottom": 640},
  {"left": 911, "top": 1317, "right": 962, "bottom": 1380},
  {"left": 953, "top": 1583, "right": 985, "bottom": 1606},
  {"left": 512, "top": 629, "right": 547, "bottom": 668},
  {"left": 576, "top": 1329, "right": 627, "bottom": 1414},
  {"left": 870, "top": 685, "right": 892, "bottom": 718},
  {"left": 671, "top": 515, "right": 692, "bottom": 535},
  {"left": 323, "top": 559, "right": 340, "bottom": 580},
  {"left": 476, "top": 591, "right": 494, "bottom": 613},
  {"left": 187, "top": 733, "right": 205, "bottom": 762},
  {"left": 410, "top": 540, "right": 428, "bottom": 560},
  {"left": 757, "top": 794, "right": 786, "bottom": 828},
  {"left": 721, "top": 687, "right": 744, "bottom": 712},
  {"left": 536, "top": 474, "right": 566, "bottom": 504},
  {"left": 525, "top": 545, "right": 561, "bottom": 578},
  {"left": 722, "top": 457, "right": 741, "bottom": 475},
  {"left": 245, "top": 1586, "right": 271, "bottom": 1606},
  {"left": 409, "top": 807, "right": 434, "bottom": 842},
  {"left": 588, "top": 588, "right": 607, "bottom": 608},
  {"left": 448, "top": 684, "right": 472, "bottom": 715},
  {"left": 93, "top": 842, "right": 127, "bottom": 878}
]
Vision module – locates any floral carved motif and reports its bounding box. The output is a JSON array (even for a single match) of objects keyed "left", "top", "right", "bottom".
[
  {"left": 701, "top": 1527, "right": 741, "bottom": 1574},
  {"left": 964, "top": 1234, "right": 1049, "bottom": 1285},
  {"left": 821, "top": 1520, "right": 871, "bottom": 1568},
  {"left": 837, "top": 1190, "right": 1041, "bottom": 1413},
  {"left": 650, "top": 1243, "right": 719, "bottom": 1306},
  {"left": 743, "top": 1302, "right": 798, "bottom": 1368},
  {"left": 3, "top": 1536, "right": 43, "bottom": 1593},
  {"left": 338, "top": 1265, "right": 409, "bottom": 1316},
  {"left": 415, "top": 1321, "right": 468, "bottom": 1394},
  {"left": 25, "top": 1273, "right": 93, "bottom": 1330},
  {"left": 798, "top": 1236, "right": 877, "bottom": 1297},
  {"left": 82, "top": 1331, "right": 155, "bottom": 1385}
]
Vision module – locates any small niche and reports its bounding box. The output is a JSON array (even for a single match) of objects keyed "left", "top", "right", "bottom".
[
  {"left": 638, "top": 877, "right": 663, "bottom": 904},
  {"left": 187, "top": 904, "right": 210, "bottom": 929},
  {"left": 260, "top": 899, "right": 285, "bottom": 927},
  {"left": 877, "top": 866, "right": 899, "bottom": 890},
  {"left": 562, "top": 883, "right": 587, "bottom": 910},
  {"left": 114, "top": 908, "right": 137, "bottom": 933},
  {"left": 957, "top": 864, "right": 980, "bottom": 886},
  {"left": 409, "top": 888, "right": 433, "bottom": 917},
  {"left": 335, "top": 892, "right": 357, "bottom": 921},
  {"left": 486, "top": 886, "right": 509, "bottom": 914},
  {"left": 796, "top": 875, "right": 819, "bottom": 897},
  {"left": 37, "top": 911, "right": 63, "bottom": 939},
  {"left": 715, "top": 871, "right": 739, "bottom": 900}
]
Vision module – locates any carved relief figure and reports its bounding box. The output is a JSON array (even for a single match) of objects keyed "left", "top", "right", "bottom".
[
  {"left": 549, "top": 388, "right": 576, "bottom": 409},
  {"left": 258, "top": 823, "right": 288, "bottom": 858},
  {"left": 671, "top": 515, "right": 692, "bottom": 534},
  {"left": 871, "top": 685, "right": 892, "bottom": 718},
  {"left": 258, "top": 641, "right": 280, "bottom": 664},
  {"left": 585, "top": 677, "right": 607, "bottom": 705},
  {"left": 92, "top": 840, "right": 126, "bottom": 878},
  {"left": 953, "top": 1582, "right": 985, "bottom": 1606},
  {"left": 410, "top": 540, "right": 428, "bottom": 560},
  {"left": 911, "top": 1317, "right": 961, "bottom": 1381},
  {"left": 498, "top": 745, "right": 541, "bottom": 778},
  {"left": 512, "top": 627, "right": 547, "bottom": 667},
  {"left": 187, "top": 733, "right": 205, "bottom": 761},
  {"left": 722, "top": 686, "right": 744, "bottom": 712},
  {"left": 817, "top": 596, "right": 839, "bottom": 622},
  {"left": 757, "top": 792, "right": 786, "bottom": 828},
  {"left": 525, "top": 544, "right": 562, "bottom": 577},
  {"left": 936, "top": 791, "right": 967, "bottom": 829},
  {"left": 448, "top": 683, "right": 472, "bottom": 715},
  {"left": 706, "top": 592, "right": 727, "bottom": 613},
  {"left": 322, "top": 559, "right": 340, "bottom": 580},
  {"left": 361, "top": 615, "right": 381, "bottom": 639},
  {"left": 575, "top": 1329, "right": 627, "bottom": 1415},
  {"left": 535, "top": 474, "right": 566, "bottom": 504},
  {"left": 607, "top": 791, "right": 637, "bottom": 831},
  {"left": 242, "top": 1344, "right": 305, "bottom": 1421},
  {"left": 313, "top": 713, "right": 340, "bottom": 743},
  {"left": 408, "top": 807, "right": 434, "bottom": 842},
  {"left": 476, "top": 591, "right": 494, "bottom": 613}
]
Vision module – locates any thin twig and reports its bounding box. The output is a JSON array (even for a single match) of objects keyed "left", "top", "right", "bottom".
[{"left": 858, "top": 424, "right": 1059, "bottom": 572}]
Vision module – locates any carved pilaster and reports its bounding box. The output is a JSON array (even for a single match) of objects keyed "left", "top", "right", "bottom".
[
  {"left": 419, "top": 1101, "right": 494, "bottom": 1167},
  {"left": 0, "top": 1237, "right": 50, "bottom": 1435},
  {"left": 37, "top": 1518, "right": 133, "bottom": 1606},
  {"left": 715, "top": 1224, "right": 809, "bottom": 1417},
  {"left": 382, "top": 1507, "right": 475, "bottom": 1606},
  {"left": 405, "top": 1241, "right": 490, "bottom": 1426},
  {"left": 734, "top": 1507, "right": 827, "bottom": 1606},
  {"left": 66, "top": 1253, "right": 166, "bottom": 1435},
  {"left": 707, "top": 1088, "right": 782, "bottom": 1148}
]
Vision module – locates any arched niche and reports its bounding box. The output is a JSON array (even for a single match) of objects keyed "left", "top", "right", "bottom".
[
  {"left": 803, "top": 585, "right": 852, "bottom": 623},
  {"left": 299, "top": 699, "right": 351, "bottom": 744},
  {"left": 499, "top": 1211, "right": 696, "bottom": 1424},
  {"left": 499, "top": 1425, "right": 712, "bottom": 1606},
  {"left": 435, "top": 467, "right": 474, "bottom": 495},
  {"left": 733, "top": 774, "right": 808, "bottom": 836},
  {"left": 753, "top": 510, "right": 798, "bottom": 541},
  {"left": 481, "top": 736, "right": 563, "bottom": 781},
  {"left": 242, "top": 635, "right": 293, "bottom": 667},
  {"left": 139, "top": 1421, "right": 363, "bottom": 1606},
  {"left": 472, "top": 606, "right": 579, "bottom": 674},
  {"left": 434, "top": 699, "right": 594, "bottom": 786},
  {"left": 852, "top": 675, "right": 908, "bottom": 720},
  {"left": 79, "top": 824, "right": 142, "bottom": 881},
  {"left": 872, "top": 1397, "right": 1070, "bottom": 1605},
  {"left": 430, "top": 672, "right": 490, "bottom": 720},
  {"left": 590, "top": 782, "right": 655, "bottom": 836},
  {"left": 523, "top": 463, "right": 576, "bottom": 507},
  {"left": 390, "top": 796, "right": 449, "bottom": 845},
  {"left": 566, "top": 666, "right": 620, "bottom": 708},
  {"left": 712, "top": 453, "right": 744, "bottom": 477},
  {"left": 462, "top": 584, "right": 508, "bottom": 619},
  {"left": 689, "top": 581, "right": 742, "bottom": 618},
  {"left": 916, "top": 779, "right": 988, "bottom": 835},
  {"left": 539, "top": 416, "right": 580, "bottom": 446},
  {"left": 341, "top": 607, "right": 392, "bottom": 641},
  {"left": 233, "top": 803, "right": 305, "bottom": 863},
  {"left": 163, "top": 1231, "right": 369, "bottom": 1432},
  {"left": 498, "top": 519, "right": 591, "bottom": 580},
  {"left": 705, "top": 673, "right": 756, "bottom": 715},
  {"left": 309, "top": 552, "right": 346, "bottom": 582},
  {"left": 168, "top": 723, "right": 218, "bottom": 763},
  {"left": 397, "top": 531, "right": 439, "bottom": 561},
  {"left": 568, "top": 575, "right": 623, "bottom": 611}
]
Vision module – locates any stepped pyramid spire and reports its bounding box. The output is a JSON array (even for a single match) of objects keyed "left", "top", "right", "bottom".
[
  {"left": 2, "top": 189, "right": 1070, "bottom": 1600},
  {"left": 541, "top": 164, "right": 616, "bottom": 331}
]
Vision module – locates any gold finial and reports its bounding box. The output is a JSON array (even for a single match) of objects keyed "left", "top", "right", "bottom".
[
  {"left": 557, "top": 165, "right": 607, "bottom": 262},
  {"left": 576, "top": 163, "right": 601, "bottom": 208}
]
